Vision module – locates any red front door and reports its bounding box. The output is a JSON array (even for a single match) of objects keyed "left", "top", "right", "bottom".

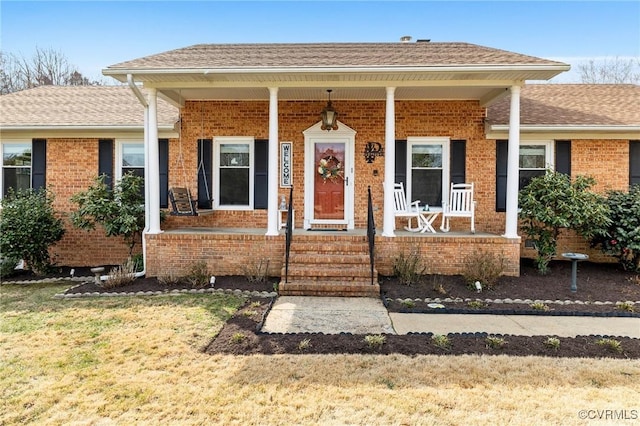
[{"left": 314, "top": 142, "right": 346, "bottom": 220}]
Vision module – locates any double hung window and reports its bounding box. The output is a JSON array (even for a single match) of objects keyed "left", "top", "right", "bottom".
[
  {"left": 407, "top": 137, "right": 450, "bottom": 208},
  {"left": 2, "top": 142, "right": 31, "bottom": 197},
  {"left": 519, "top": 142, "right": 553, "bottom": 190},
  {"left": 116, "top": 141, "right": 145, "bottom": 197},
  {"left": 214, "top": 137, "right": 254, "bottom": 209}
]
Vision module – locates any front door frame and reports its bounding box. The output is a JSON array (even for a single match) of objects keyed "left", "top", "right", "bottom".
[{"left": 303, "top": 120, "right": 356, "bottom": 229}]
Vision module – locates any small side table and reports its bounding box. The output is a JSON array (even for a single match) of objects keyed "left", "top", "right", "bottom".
[
  {"left": 278, "top": 209, "right": 295, "bottom": 230},
  {"left": 561, "top": 253, "right": 589, "bottom": 292},
  {"left": 419, "top": 211, "right": 440, "bottom": 233}
]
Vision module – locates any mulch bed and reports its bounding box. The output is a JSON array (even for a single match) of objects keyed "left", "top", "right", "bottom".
[
  {"left": 5, "top": 259, "right": 640, "bottom": 358},
  {"left": 382, "top": 259, "right": 640, "bottom": 317},
  {"left": 204, "top": 296, "right": 640, "bottom": 359}
]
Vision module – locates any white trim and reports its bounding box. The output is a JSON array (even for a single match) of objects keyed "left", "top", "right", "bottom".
[
  {"left": 104, "top": 64, "right": 570, "bottom": 77},
  {"left": 382, "top": 87, "right": 396, "bottom": 237},
  {"left": 0, "top": 129, "right": 177, "bottom": 140},
  {"left": 490, "top": 125, "right": 640, "bottom": 132},
  {"left": 504, "top": 85, "right": 521, "bottom": 239},
  {"left": 213, "top": 136, "right": 255, "bottom": 211},
  {"left": 266, "top": 87, "right": 279, "bottom": 235},
  {"left": 114, "top": 139, "right": 144, "bottom": 181},
  {"left": 519, "top": 140, "right": 554, "bottom": 172},
  {"left": 303, "top": 120, "right": 356, "bottom": 230},
  {"left": 406, "top": 137, "right": 451, "bottom": 208}
]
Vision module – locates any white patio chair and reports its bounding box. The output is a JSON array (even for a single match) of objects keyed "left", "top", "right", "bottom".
[
  {"left": 393, "top": 182, "right": 423, "bottom": 232},
  {"left": 440, "top": 182, "right": 476, "bottom": 233}
]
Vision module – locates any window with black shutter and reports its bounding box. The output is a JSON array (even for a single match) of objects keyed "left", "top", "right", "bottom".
[{"left": 496, "top": 140, "right": 570, "bottom": 211}]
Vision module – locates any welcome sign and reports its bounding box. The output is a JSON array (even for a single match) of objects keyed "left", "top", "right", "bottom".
[{"left": 280, "top": 142, "right": 292, "bottom": 187}]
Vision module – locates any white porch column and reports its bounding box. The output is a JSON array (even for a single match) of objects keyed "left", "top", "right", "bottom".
[
  {"left": 382, "top": 87, "right": 397, "bottom": 237},
  {"left": 147, "top": 88, "right": 161, "bottom": 234},
  {"left": 266, "top": 87, "right": 280, "bottom": 236},
  {"left": 504, "top": 85, "right": 521, "bottom": 238}
]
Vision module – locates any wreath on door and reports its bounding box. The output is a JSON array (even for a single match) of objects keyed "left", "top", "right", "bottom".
[{"left": 317, "top": 155, "right": 344, "bottom": 183}]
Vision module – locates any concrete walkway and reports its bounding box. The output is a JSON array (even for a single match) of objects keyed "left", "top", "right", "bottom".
[
  {"left": 390, "top": 313, "right": 640, "bottom": 337},
  {"left": 261, "top": 296, "right": 640, "bottom": 338},
  {"left": 262, "top": 296, "right": 394, "bottom": 334}
]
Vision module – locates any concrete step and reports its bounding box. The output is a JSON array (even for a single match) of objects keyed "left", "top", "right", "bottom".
[
  {"left": 283, "top": 264, "right": 374, "bottom": 279},
  {"left": 287, "top": 253, "right": 371, "bottom": 265}
]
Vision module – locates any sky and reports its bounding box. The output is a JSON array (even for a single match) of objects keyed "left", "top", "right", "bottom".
[{"left": 1, "top": 0, "right": 639, "bottom": 83}]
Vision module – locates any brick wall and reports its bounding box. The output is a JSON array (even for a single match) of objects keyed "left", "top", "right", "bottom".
[
  {"left": 376, "top": 235, "right": 520, "bottom": 277},
  {"left": 42, "top": 101, "right": 633, "bottom": 271},
  {"left": 46, "top": 138, "right": 135, "bottom": 267},
  {"left": 519, "top": 139, "right": 632, "bottom": 263},
  {"left": 145, "top": 232, "right": 520, "bottom": 277},
  {"left": 146, "top": 232, "right": 284, "bottom": 277},
  {"left": 165, "top": 99, "right": 491, "bottom": 232}
]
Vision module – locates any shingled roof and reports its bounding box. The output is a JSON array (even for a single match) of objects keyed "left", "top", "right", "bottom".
[
  {"left": 487, "top": 84, "right": 640, "bottom": 126},
  {"left": 2, "top": 84, "right": 637, "bottom": 131},
  {"left": 106, "top": 42, "right": 566, "bottom": 70},
  {"left": 0, "top": 85, "right": 178, "bottom": 129}
]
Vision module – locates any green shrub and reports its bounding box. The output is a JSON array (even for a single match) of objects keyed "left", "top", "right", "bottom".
[
  {"left": 0, "top": 188, "right": 65, "bottom": 275},
  {"left": 485, "top": 336, "right": 507, "bottom": 349},
  {"left": 615, "top": 301, "right": 635, "bottom": 312},
  {"left": 467, "top": 300, "right": 486, "bottom": 309},
  {"left": 130, "top": 253, "right": 144, "bottom": 273},
  {"left": 364, "top": 334, "right": 386, "bottom": 349},
  {"left": 530, "top": 302, "right": 550, "bottom": 311},
  {"left": 544, "top": 337, "right": 561, "bottom": 351},
  {"left": 0, "top": 256, "right": 20, "bottom": 278},
  {"left": 297, "top": 338, "right": 311, "bottom": 352},
  {"left": 431, "top": 334, "right": 451, "bottom": 350},
  {"left": 71, "top": 173, "right": 144, "bottom": 258},
  {"left": 401, "top": 299, "right": 416, "bottom": 309},
  {"left": 519, "top": 172, "right": 610, "bottom": 274},
  {"left": 461, "top": 250, "right": 506, "bottom": 289},
  {"left": 596, "top": 338, "right": 622, "bottom": 353},
  {"left": 591, "top": 185, "right": 640, "bottom": 272},
  {"left": 393, "top": 250, "right": 427, "bottom": 285}
]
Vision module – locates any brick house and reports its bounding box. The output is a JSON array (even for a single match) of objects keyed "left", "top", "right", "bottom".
[{"left": 1, "top": 42, "right": 638, "bottom": 295}]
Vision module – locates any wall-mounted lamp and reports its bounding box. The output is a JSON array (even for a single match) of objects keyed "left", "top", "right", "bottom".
[
  {"left": 364, "top": 141, "right": 384, "bottom": 163},
  {"left": 320, "top": 89, "right": 338, "bottom": 131}
]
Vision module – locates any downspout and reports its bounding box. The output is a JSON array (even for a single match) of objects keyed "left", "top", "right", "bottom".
[{"left": 99, "top": 75, "right": 149, "bottom": 281}]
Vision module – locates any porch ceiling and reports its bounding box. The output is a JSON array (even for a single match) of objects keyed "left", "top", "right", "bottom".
[{"left": 157, "top": 85, "right": 512, "bottom": 107}]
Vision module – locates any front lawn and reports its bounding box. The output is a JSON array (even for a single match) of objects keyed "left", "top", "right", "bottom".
[{"left": 2, "top": 282, "right": 639, "bottom": 425}]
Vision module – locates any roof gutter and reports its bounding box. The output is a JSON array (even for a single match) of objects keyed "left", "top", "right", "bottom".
[
  {"left": 0, "top": 125, "right": 175, "bottom": 131},
  {"left": 105, "top": 64, "right": 570, "bottom": 76},
  {"left": 127, "top": 73, "right": 148, "bottom": 279},
  {"left": 490, "top": 125, "right": 640, "bottom": 132}
]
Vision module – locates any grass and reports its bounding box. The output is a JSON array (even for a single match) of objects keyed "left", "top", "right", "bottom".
[{"left": 2, "top": 282, "right": 640, "bottom": 425}]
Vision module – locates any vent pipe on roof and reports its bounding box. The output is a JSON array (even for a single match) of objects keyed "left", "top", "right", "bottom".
[{"left": 400, "top": 36, "right": 412, "bottom": 43}]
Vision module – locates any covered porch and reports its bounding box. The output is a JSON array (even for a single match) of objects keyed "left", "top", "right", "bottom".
[{"left": 102, "top": 42, "right": 568, "bottom": 285}]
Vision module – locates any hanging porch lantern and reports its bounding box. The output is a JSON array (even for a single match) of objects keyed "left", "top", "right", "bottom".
[{"left": 320, "top": 89, "right": 338, "bottom": 131}]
